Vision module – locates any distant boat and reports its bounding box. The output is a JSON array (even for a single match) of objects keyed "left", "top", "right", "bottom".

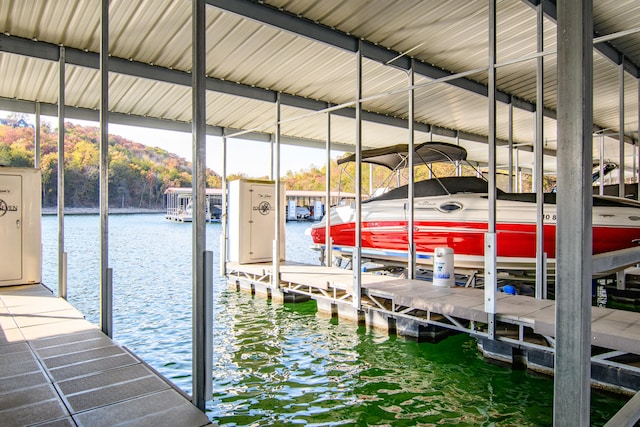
[{"left": 310, "top": 142, "right": 640, "bottom": 271}]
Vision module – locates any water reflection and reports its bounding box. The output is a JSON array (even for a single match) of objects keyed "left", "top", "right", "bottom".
[{"left": 41, "top": 215, "right": 625, "bottom": 426}]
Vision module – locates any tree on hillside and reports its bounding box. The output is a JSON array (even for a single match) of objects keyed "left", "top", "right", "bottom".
[{"left": 0, "top": 122, "right": 221, "bottom": 209}]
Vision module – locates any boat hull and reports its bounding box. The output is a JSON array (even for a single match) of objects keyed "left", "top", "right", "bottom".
[{"left": 310, "top": 193, "right": 640, "bottom": 271}]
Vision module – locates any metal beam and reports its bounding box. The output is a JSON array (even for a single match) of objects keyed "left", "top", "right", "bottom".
[
  {"left": 325, "top": 112, "right": 332, "bottom": 267},
  {"left": 99, "top": 0, "right": 112, "bottom": 338},
  {"left": 272, "top": 94, "right": 282, "bottom": 289},
  {"left": 353, "top": 43, "right": 362, "bottom": 310},
  {"left": 0, "top": 96, "right": 357, "bottom": 153},
  {"left": 207, "top": 0, "right": 538, "bottom": 109},
  {"left": 620, "top": 61, "right": 626, "bottom": 197},
  {"left": 0, "top": 33, "right": 550, "bottom": 155},
  {"left": 604, "top": 389, "right": 640, "bottom": 427},
  {"left": 34, "top": 102, "right": 40, "bottom": 168},
  {"left": 535, "top": 1, "right": 546, "bottom": 300},
  {"left": 57, "top": 46, "right": 66, "bottom": 300},
  {"left": 220, "top": 133, "right": 228, "bottom": 277},
  {"left": 508, "top": 100, "right": 513, "bottom": 192},
  {"left": 554, "top": 0, "right": 593, "bottom": 424},
  {"left": 520, "top": 0, "right": 640, "bottom": 77},
  {"left": 484, "top": 0, "right": 497, "bottom": 338},
  {"left": 191, "top": 0, "right": 212, "bottom": 411},
  {"left": 407, "top": 60, "right": 416, "bottom": 280}
]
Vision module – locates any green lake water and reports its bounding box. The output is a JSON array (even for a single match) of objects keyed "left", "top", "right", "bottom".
[{"left": 41, "top": 214, "right": 630, "bottom": 426}]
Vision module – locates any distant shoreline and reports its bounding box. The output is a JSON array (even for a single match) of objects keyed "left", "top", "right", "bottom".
[{"left": 41, "top": 207, "right": 164, "bottom": 215}]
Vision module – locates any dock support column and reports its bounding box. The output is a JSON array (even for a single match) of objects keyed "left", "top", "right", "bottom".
[
  {"left": 57, "top": 46, "right": 66, "bottom": 300},
  {"left": 325, "top": 112, "right": 332, "bottom": 266},
  {"left": 407, "top": 60, "right": 416, "bottom": 280},
  {"left": 99, "top": 0, "right": 112, "bottom": 338},
  {"left": 191, "top": 0, "right": 212, "bottom": 411},
  {"left": 515, "top": 147, "right": 521, "bottom": 193},
  {"left": 34, "top": 102, "right": 40, "bottom": 168},
  {"left": 352, "top": 41, "right": 363, "bottom": 309},
  {"left": 535, "top": 1, "right": 546, "bottom": 300},
  {"left": 599, "top": 134, "right": 605, "bottom": 195},
  {"left": 555, "top": 0, "right": 593, "bottom": 425},
  {"left": 272, "top": 94, "right": 282, "bottom": 291},
  {"left": 220, "top": 133, "right": 228, "bottom": 277},
  {"left": 507, "top": 100, "right": 513, "bottom": 192},
  {"left": 484, "top": 0, "right": 497, "bottom": 338},
  {"left": 619, "top": 60, "right": 625, "bottom": 198}
]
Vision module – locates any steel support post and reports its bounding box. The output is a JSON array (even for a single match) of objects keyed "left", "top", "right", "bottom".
[
  {"left": 535, "top": 1, "right": 546, "bottom": 299},
  {"left": 633, "top": 144, "right": 637, "bottom": 187},
  {"left": 619, "top": 60, "right": 625, "bottom": 198},
  {"left": 58, "top": 46, "right": 66, "bottom": 300},
  {"left": 407, "top": 60, "right": 416, "bottom": 280},
  {"left": 508, "top": 100, "right": 513, "bottom": 192},
  {"left": 353, "top": 42, "right": 363, "bottom": 309},
  {"left": 600, "top": 134, "right": 605, "bottom": 195},
  {"left": 99, "top": 0, "right": 112, "bottom": 338},
  {"left": 484, "top": 0, "right": 498, "bottom": 336},
  {"left": 455, "top": 133, "right": 462, "bottom": 176},
  {"left": 554, "top": 0, "right": 593, "bottom": 424},
  {"left": 34, "top": 102, "right": 40, "bottom": 168},
  {"left": 325, "top": 112, "right": 332, "bottom": 267},
  {"left": 220, "top": 134, "right": 228, "bottom": 276},
  {"left": 270, "top": 135, "right": 274, "bottom": 180},
  {"left": 515, "top": 148, "right": 520, "bottom": 193},
  {"left": 272, "top": 93, "right": 281, "bottom": 289},
  {"left": 638, "top": 80, "right": 640, "bottom": 201},
  {"left": 191, "top": 0, "right": 212, "bottom": 411}
]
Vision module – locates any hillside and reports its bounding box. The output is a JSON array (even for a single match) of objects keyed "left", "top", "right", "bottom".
[
  {"left": 0, "top": 119, "right": 221, "bottom": 209},
  {"left": 1, "top": 117, "right": 544, "bottom": 209}
]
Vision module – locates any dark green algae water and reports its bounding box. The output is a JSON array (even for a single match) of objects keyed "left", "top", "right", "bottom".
[
  {"left": 41, "top": 215, "right": 630, "bottom": 426},
  {"left": 206, "top": 292, "right": 625, "bottom": 426}
]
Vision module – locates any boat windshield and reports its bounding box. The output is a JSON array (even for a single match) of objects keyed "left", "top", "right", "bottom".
[{"left": 366, "top": 176, "right": 491, "bottom": 202}]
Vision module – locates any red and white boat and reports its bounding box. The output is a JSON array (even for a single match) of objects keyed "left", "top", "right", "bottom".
[{"left": 309, "top": 142, "right": 640, "bottom": 271}]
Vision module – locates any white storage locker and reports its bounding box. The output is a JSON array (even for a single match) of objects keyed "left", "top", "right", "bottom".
[
  {"left": 0, "top": 167, "right": 41, "bottom": 286},
  {"left": 313, "top": 200, "right": 324, "bottom": 221},
  {"left": 228, "top": 179, "right": 286, "bottom": 263}
]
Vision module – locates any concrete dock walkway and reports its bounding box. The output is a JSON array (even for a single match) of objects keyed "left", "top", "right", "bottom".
[{"left": 0, "top": 284, "right": 211, "bottom": 427}]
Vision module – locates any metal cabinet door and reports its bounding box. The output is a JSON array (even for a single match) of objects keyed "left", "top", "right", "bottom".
[{"left": 0, "top": 174, "right": 22, "bottom": 282}]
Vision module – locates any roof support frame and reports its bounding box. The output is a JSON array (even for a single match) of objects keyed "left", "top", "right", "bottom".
[
  {"left": 206, "top": 0, "right": 534, "bottom": 110},
  {"left": 0, "top": 33, "right": 550, "bottom": 155},
  {"left": 521, "top": 0, "right": 640, "bottom": 78},
  {"left": 208, "top": 0, "right": 638, "bottom": 148}
]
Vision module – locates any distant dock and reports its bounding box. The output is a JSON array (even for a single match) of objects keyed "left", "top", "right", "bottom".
[
  {"left": 41, "top": 207, "right": 164, "bottom": 216},
  {"left": 0, "top": 284, "right": 211, "bottom": 426}
]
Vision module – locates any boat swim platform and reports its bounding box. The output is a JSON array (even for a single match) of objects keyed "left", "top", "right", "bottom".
[
  {"left": 0, "top": 284, "right": 212, "bottom": 427},
  {"left": 227, "top": 261, "right": 640, "bottom": 395}
]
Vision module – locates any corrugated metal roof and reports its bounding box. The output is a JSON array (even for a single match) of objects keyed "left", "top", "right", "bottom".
[{"left": 1, "top": 0, "right": 640, "bottom": 175}]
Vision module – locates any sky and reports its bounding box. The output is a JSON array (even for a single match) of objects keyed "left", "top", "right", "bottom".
[
  {"left": 2, "top": 111, "right": 341, "bottom": 177},
  {"left": 106, "top": 122, "right": 338, "bottom": 177}
]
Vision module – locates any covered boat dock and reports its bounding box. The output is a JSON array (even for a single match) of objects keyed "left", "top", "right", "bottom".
[{"left": 2, "top": 0, "right": 640, "bottom": 425}]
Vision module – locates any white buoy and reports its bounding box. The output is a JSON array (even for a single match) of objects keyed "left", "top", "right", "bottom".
[{"left": 433, "top": 247, "right": 455, "bottom": 287}]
